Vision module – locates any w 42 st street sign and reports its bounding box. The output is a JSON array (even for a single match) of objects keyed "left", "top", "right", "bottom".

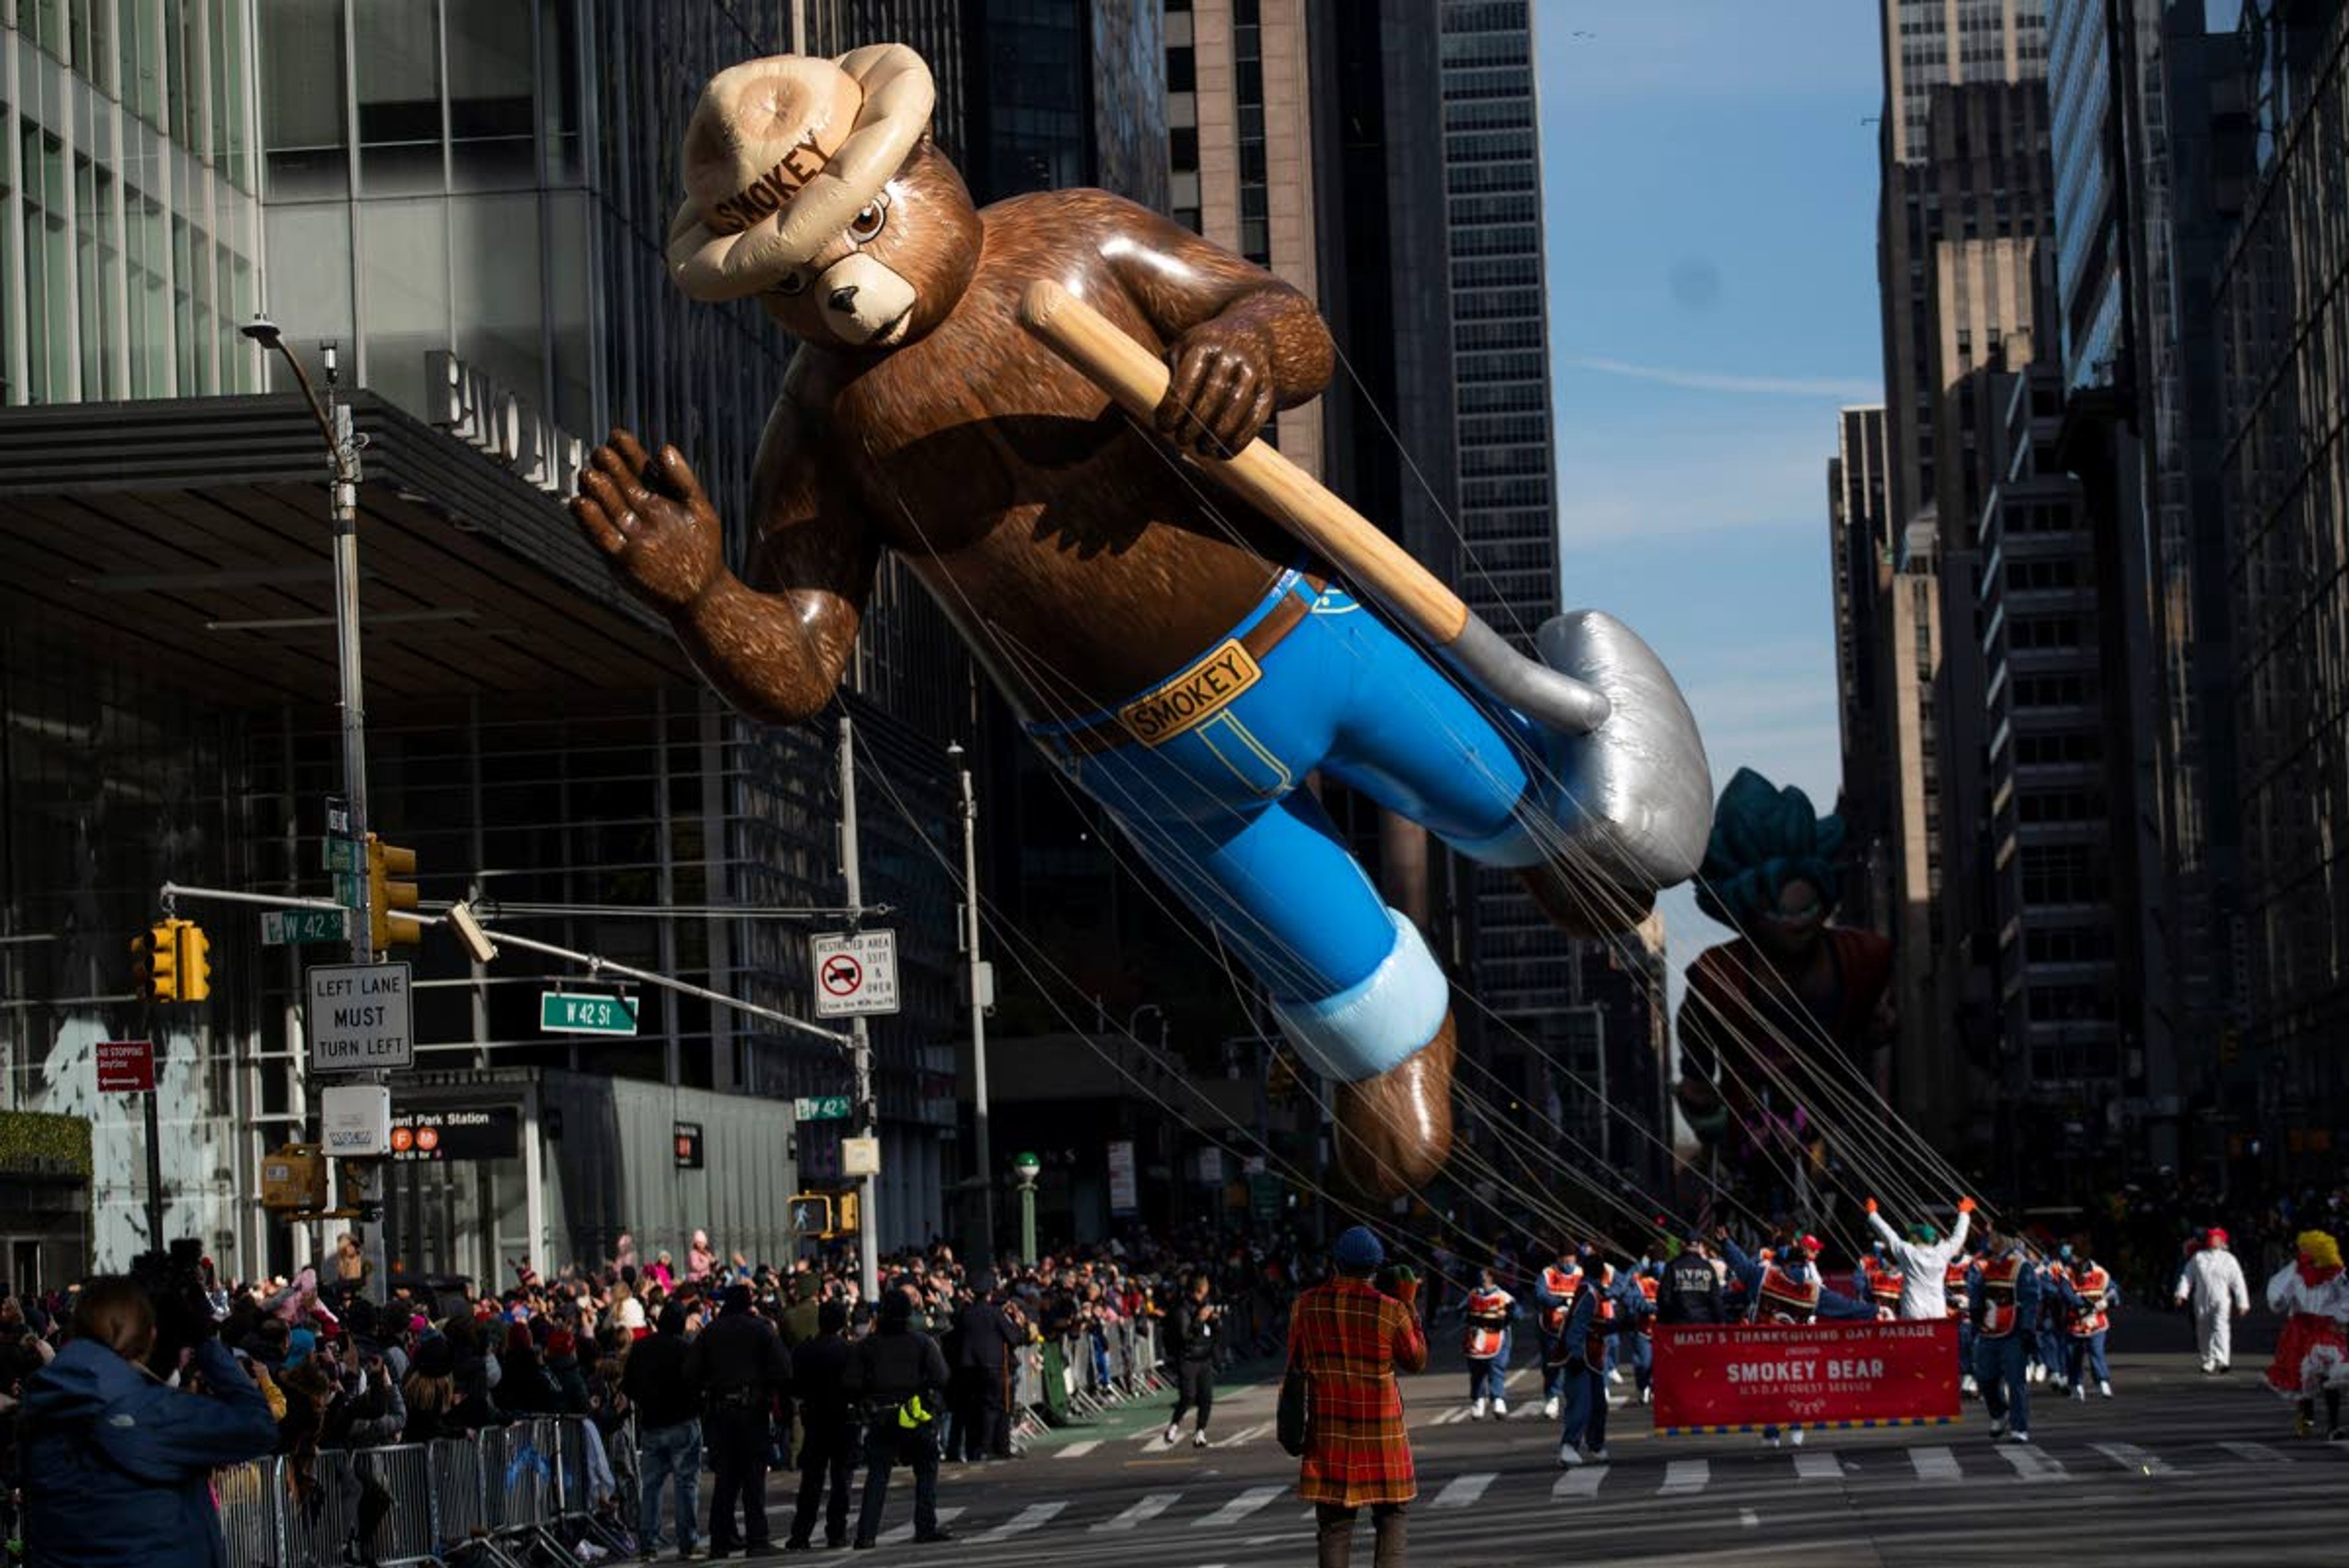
[{"left": 540, "top": 993, "right": 639, "bottom": 1036}]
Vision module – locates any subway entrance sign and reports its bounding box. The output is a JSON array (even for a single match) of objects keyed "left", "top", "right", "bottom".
[{"left": 539, "top": 992, "right": 639, "bottom": 1036}]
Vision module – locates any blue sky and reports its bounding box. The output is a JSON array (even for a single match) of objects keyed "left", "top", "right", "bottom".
[{"left": 1534, "top": 4, "right": 1885, "bottom": 977}]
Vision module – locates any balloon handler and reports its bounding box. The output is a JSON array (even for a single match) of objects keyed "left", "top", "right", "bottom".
[{"left": 571, "top": 46, "right": 1712, "bottom": 1194}]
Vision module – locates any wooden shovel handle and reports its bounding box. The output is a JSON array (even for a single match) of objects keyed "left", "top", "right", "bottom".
[{"left": 1019, "top": 280, "right": 1472, "bottom": 646}]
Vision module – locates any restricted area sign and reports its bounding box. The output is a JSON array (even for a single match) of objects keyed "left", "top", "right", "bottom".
[
  {"left": 95, "top": 1039, "right": 155, "bottom": 1093},
  {"left": 306, "top": 962, "right": 415, "bottom": 1073},
  {"left": 811, "top": 930, "right": 899, "bottom": 1018}
]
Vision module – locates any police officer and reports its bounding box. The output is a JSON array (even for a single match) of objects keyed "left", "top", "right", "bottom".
[
  {"left": 1657, "top": 1235, "right": 1725, "bottom": 1325},
  {"left": 847, "top": 1287, "right": 954, "bottom": 1548},
  {"left": 686, "top": 1282, "right": 795, "bottom": 1557},
  {"left": 785, "top": 1299, "right": 856, "bottom": 1551},
  {"left": 950, "top": 1271, "right": 1026, "bottom": 1461}
]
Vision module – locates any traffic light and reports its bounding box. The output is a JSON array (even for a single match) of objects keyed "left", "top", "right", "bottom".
[
  {"left": 368, "top": 834, "right": 419, "bottom": 950},
  {"left": 177, "top": 920, "right": 211, "bottom": 1001},
  {"left": 136, "top": 920, "right": 180, "bottom": 1002}
]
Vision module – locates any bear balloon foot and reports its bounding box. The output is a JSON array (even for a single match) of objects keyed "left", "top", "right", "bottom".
[{"left": 1330, "top": 1021, "right": 1456, "bottom": 1198}]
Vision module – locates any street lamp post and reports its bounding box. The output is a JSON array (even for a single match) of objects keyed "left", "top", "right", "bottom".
[
  {"left": 948, "top": 742, "right": 995, "bottom": 1268},
  {"left": 242, "top": 316, "right": 385, "bottom": 1302},
  {"left": 1012, "top": 1151, "right": 1041, "bottom": 1265}
]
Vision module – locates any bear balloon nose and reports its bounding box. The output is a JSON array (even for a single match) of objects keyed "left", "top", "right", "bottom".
[{"left": 828, "top": 284, "right": 860, "bottom": 313}]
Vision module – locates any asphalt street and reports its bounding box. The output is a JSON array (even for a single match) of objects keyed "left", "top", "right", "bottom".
[{"left": 792, "top": 1320, "right": 2339, "bottom": 1567}]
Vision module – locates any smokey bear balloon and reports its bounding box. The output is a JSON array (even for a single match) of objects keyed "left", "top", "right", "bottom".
[{"left": 571, "top": 45, "right": 1712, "bottom": 1198}]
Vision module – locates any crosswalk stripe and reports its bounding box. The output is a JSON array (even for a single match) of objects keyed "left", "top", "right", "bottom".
[
  {"left": 1909, "top": 1446, "right": 1962, "bottom": 1483},
  {"left": 1794, "top": 1450, "right": 1841, "bottom": 1481},
  {"left": 973, "top": 1502, "right": 1064, "bottom": 1542},
  {"left": 1430, "top": 1473, "right": 1497, "bottom": 1509},
  {"left": 1195, "top": 1485, "right": 1286, "bottom": 1527},
  {"left": 2219, "top": 1441, "right": 2290, "bottom": 1464},
  {"left": 1995, "top": 1443, "right": 2068, "bottom": 1481},
  {"left": 1658, "top": 1459, "right": 1709, "bottom": 1495},
  {"left": 875, "top": 1504, "right": 965, "bottom": 1545},
  {"left": 1093, "top": 1493, "right": 1181, "bottom": 1533},
  {"left": 1434, "top": 1405, "right": 1469, "bottom": 1425},
  {"left": 1057, "top": 1440, "right": 1101, "bottom": 1459},
  {"left": 1553, "top": 1467, "right": 1605, "bottom": 1501},
  {"left": 1739, "top": 1508, "right": 1760, "bottom": 1529},
  {"left": 1217, "top": 1421, "right": 1269, "bottom": 1448},
  {"left": 2094, "top": 1441, "right": 2184, "bottom": 1476},
  {"left": 1504, "top": 1366, "right": 1532, "bottom": 1389}
]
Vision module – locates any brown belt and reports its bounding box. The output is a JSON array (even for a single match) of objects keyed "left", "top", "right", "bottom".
[{"left": 1044, "top": 573, "right": 1326, "bottom": 759}]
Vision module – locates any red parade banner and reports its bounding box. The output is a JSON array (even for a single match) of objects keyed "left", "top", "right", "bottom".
[{"left": 1652, "top": 1320, "right": 1961, "bottom": 1433}]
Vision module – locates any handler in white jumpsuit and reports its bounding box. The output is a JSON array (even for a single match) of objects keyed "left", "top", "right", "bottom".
[
  {"left": 2175, "top": 1227, "right": 2251, "bottom": 1372},
  {"left": 1863, "top": 1196, "right": 1975, "bottom": 1318}
]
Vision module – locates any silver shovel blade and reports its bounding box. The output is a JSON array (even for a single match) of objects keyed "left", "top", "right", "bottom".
[{"left": 1534, "top": 610, "right": 1714, "bottom": 890}]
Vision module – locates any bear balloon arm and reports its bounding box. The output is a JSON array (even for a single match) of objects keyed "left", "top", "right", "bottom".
[
  {"left": 672, "top": 439, "right": 883, "bottom": 727},
  {"left": 1088, "top": 191, "right": 1335, "bottom": 451}
]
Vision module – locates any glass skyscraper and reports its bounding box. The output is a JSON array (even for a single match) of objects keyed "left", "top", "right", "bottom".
[
  {"left": 0, "top": 0, "right": 264, "bottom": 406},
  {"left": 1438, "top": 1, "right": 1579, "bottom": 1075}
]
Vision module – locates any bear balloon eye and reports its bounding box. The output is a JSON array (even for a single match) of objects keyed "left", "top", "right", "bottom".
[
  {"left": 773, "top": 270, "right": 808, "bottom": 299},
  {"left": 848, "top": 202, "right": 888, "bottom": 243}
]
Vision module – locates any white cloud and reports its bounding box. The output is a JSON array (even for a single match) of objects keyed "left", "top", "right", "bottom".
[{"left": 1572, "top": 355, "right": 1882, "bottom": 402}]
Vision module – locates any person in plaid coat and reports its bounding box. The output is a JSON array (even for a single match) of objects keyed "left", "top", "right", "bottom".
[{"left": 1289, "top": 1227, "right": 1428, "bottom": 1568}]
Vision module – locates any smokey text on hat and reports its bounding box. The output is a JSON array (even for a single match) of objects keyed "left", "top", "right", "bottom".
[{"left": 708, "top": 130, "right": 832, "bottom": 237}]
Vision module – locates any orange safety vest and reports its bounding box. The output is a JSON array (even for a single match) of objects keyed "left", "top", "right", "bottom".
[
  {"left": 1463, "top": 1287, "right": 1513, "bottom": 1359},
  {"left": 1976, "top": 1255, "right": 2023, "bottom": 1337},
  {"left": 1540, "top": 1263, "right": 1583, "bottom": 1335},
  {"left": 1584, "top": 1266, "right": 1619, "bottom": 1362},
  {"left": 1751, "top": 1263, "right": 1822, "bottom": 1326},
  {"left": 2068, "top": 1265, "right": 2110, "bottom": 1337},
  {"left": 1635, "top": 1271, "right": 1660, "bottom": 1338},
  {"left": 1944, "top": 1260, "right": 1972, "bottom": 1318},
  {"left": 1866, "top": 1259, "right": 1904, "bottom": 1315}
]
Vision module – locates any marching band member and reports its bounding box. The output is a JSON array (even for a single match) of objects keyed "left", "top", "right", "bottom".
[
  {"left": 1967, "top": 1230, "right": 2043, "bottom": 1443},
  {"left": 1626, "top": 1253, "right": 1663, "bottom": 1405},
  {"left": 1533, "top": 1244, "right": 1584, "bottom": 1420},
  {"left": 1554, "top": 1249, "right": 1636, "bottom": 1466},
  {"left": 2057, "top": 1246, "right": 2118, "bottom": 1399},
  {"left": 2033, "top": 1247, "right": 2074, "bottom": 1389},
  {"left": 1854, "top": 1243, "right": 1903, "bottom": 1320},
  {"left": 1716, "top": 1228, "right": 1872, "bottom": 1447},
  {"left": 1461, "top": 1267, "right": 1515, "bottom": 1419}
]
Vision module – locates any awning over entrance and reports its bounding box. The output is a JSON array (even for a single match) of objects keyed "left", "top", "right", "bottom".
[{"left": 0, "top": 392, "right": 689, "bottom": 702}]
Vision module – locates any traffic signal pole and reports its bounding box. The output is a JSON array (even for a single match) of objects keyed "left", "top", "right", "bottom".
[
  {"left": 324, "top": 370, "right": 390, "bottom": 1303},
  {"left": 837, "top": 716, "right": 880, "bottom": 1304}
]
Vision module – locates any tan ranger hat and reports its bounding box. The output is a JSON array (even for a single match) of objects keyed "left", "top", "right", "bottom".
[{"left": 666, "top": 44, "right": 935, "bottom": 303}]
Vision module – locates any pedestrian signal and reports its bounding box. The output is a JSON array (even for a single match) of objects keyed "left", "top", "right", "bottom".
[{"left": 789, "top": 1194, "right": 834, "bottom": 1236}]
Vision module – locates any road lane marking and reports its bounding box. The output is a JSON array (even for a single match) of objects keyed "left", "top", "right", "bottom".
[
  {"left": 2219, "top": 1441, "right": 2289, "bottom": 1464},
  {"left": 2094, "top": 1442, "right": 2184, "bottom": 1476},
  {"left": 1740, "top": 1508, "right": 1760, "bottom": 1528},
  {"left": 1794, "top": 1450, "right": 1841, "bottom": 1481},
  {"left": 1505, "top": 1366, "right": 1532, "bottom": 1389},
  {"left": 1994, "top": 1443, "right": 2067, "bottom": 1481},
  {"left": 971, "top": 1502, "right": 1064, "bottom": 1541},
  {"left": 1093, "top": 1493, "right": 1181, "bottom": 1533},
  {"left": 1195, "top": 1485, "right": 1286, "bottom": 1528},
  {"left": 875, "top": 1505, "right": 965, "bottom": 1545},
  {"left": 1658, "top": 1459, "right": 1709, "bottom": 1495},
  {"left": 1057, "top": 1440, "right": 1101, "bottom": 1460},
  {"left": 1909, "top": 1446, "right": 1962, "bottom": 1483},
  {"left": 1215, "top": 1421, "right": 1269, "bottom": 1448},
  {"left": 1430, "top": 1473, "right": 1496, "bottom": 1509},
  {"left": 1553, "top": 1467, "right": 1605, "bottom": 1500}
]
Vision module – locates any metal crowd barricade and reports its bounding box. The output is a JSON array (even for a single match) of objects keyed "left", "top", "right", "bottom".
[
  {"left": 216, "top": 1456, "right": 284, "bottom": 1568},
  {"left": 354, "top": 1443, "right": 442, "bottom": 1567},
  {"left": 429, "top": 1433, "right": 489, "bottom": 1557},
  {"left": 280, "top": 1451, "right": 363, "bottom": 1568}
]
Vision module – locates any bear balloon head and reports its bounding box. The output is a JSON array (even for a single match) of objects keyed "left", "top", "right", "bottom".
[{"left": 665, "top": 46, "right": 979, "bottom": 352}]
